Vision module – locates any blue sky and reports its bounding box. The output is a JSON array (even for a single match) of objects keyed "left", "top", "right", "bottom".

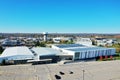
[{"left": 0, "top": 0, "right": 120, "bottom": 33}]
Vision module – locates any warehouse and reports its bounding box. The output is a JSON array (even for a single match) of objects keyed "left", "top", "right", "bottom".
[
  {"left": 0, "top": 46, "right": 34, "bottom": 64},
  {"left": 52, "top": 44, "right": 116, "bottom": 61}
]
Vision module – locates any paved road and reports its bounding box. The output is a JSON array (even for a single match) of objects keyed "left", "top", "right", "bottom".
[{"left": 0, "top": 60, "right": 120, "bottom": 80}]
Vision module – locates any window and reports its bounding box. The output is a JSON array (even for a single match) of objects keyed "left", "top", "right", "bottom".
[
  {"left": 102, "top": 50, "right": 104, "bottom": 56},
  {"left": 75, "top": 52, "right": 80, "bottom": 60},
  {"left": 106, "top": 50, "right": 108, "bottom": 55},
  {"left": 85, "top": 51, "right": 87, "bottom": 58}
]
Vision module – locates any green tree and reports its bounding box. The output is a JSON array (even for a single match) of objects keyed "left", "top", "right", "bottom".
[
  {"left": 34, "top": 41, "right": 40, "bottom": 47},
  {"left": 92, "top": 40, "right": 97, "bottom": 45},
  {"left": 34, "top": 41, "right": 46, "bottom": 47},
  {"left": 0, "top": 46, "right": 4, "bottom": 54},
  {"left": 108, "top": 43, "right": 120, "bottom": 53},
  {"left": 39, "top": 42, "right": 46, "bottom": 47}
]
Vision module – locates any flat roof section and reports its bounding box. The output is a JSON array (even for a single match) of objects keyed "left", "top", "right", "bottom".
[
  {"left": 0, "top": 46, "right": 34, "bottom": 57},
  {"left": 66, "top": 47, "right": 114, "bottom": 52},
  {"left": 55, "top": 44, "right": 86, "bottom": 48},
  {"left": 32, "top": 47, "right": 63, "bottom": 56}
]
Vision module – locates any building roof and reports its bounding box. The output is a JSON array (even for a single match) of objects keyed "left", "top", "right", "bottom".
[
  {"left": 53, "top": 44, "right": 115, "bottom": 53},
  {"left": 67, "top": 47, "right": 115, "bottom": 52},
  {"left": 31, "top": 47, "right": 62, "bottom": 56},
  {"left": 55, "top": 44, "right": 86, "bottom": 48},
  {"left": 0, "top": 46, "right": 33, "bottom": 57}
]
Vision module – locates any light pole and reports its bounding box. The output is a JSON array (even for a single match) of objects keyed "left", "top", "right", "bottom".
[{"left": 83, "top": 69, "right": 85, "bottom": 80}]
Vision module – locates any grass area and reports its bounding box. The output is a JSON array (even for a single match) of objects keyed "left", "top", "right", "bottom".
[{"left": 115, "top": 57, "right": 120, "bottom": 60}]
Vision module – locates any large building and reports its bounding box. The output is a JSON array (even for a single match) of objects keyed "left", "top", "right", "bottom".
[
  {"left": 0, "top": 46, "right": 62, "bottom": 64},
  {"left": 31, "top": 47, "right": 62, "bottom": 63},
  {"left": 0, "top": 46, "right": 34, "bottom": 64},
  {"left": 0, "top": 44, "right": 116, "bottom": 64},
  {"left": 52, "top": 44, "right": 116, "bottom": 61}
]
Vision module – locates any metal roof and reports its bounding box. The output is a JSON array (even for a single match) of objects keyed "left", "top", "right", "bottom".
[
  {"left": 32, "top": 47, "right": 62, "bottom": 56},
  {"left": 0, "top": 46, "right": 34, "bottom": 57},
  {"left": 67, "top": 47, "right": 114, "bottom": 52},
  {"left": 55, "top": 44, "right": 85, "bottom": 48}
]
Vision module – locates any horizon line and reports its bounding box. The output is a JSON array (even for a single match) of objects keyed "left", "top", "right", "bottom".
[{"left": 0, "top": 32, "right": 120, "bottom": 34}]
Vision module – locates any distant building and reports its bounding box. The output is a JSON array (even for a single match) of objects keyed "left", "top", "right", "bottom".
[
  {"left": 53, "top": 37, "right": 73, "bottom": 43},
  {"left": 95, "top": 38, "right": 117, "bottom": 46},
  {"left": 1, "top": 38, "right": 23, "bottom": 46},
  {"left": 76, "top": 38, "right": 92, "bottom": 46},
  {"left": 53, "top": 37, "right": 61, "bottom": 43}
]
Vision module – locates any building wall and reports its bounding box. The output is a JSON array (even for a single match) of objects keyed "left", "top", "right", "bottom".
[
  {"left": 74, "top": 48, "right": 116, "bottom": 60},
  {"left": 52, "top": 45, "right": 116, "bottom": 61},
  {"left": 40, "top": 55, "right": 58, "bottom": 63}
]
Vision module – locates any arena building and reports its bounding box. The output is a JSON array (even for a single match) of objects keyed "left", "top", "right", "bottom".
[
  {"left": 52, "top": 44, "right": 116, "bottom": 61},
  {"left": 0, "top": 44, "right": 116, "bottom": 64}
]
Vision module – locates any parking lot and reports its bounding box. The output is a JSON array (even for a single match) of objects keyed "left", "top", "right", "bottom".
[{"left": 0, "top": 60, "right": 120, "bottom": 80}]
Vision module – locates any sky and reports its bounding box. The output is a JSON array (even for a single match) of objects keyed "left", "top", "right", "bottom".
[{"left": 0, "top": 0, "right": 120, "bottom": 33}]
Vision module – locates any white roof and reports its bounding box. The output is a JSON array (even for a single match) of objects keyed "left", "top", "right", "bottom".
[
  {"left": 66, "top": 47, "right": 115, "bottom": 52},
  {"left": 0, "top": 46, "right": 33, "bottom": 57},
  {"left": 52, "top": 44, "right": 115, "bottom": 53},
  {"left": 55, "top": 44, "right": 86, "bottom": 49},
  {"left": 32, "top": 47, "right": 62, "bottom": 56}
]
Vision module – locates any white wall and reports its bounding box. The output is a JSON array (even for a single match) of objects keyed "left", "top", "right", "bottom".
[{"left": 74, "top": 48, "right": 116, "bottom": 60}]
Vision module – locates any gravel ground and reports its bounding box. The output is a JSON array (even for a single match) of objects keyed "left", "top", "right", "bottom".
[{"left": 0, "top": 60, "right": 120, "bottom": 80}]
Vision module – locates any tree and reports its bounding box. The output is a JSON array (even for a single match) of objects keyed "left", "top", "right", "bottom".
[
  {"left": 92, "top": 40, "right": 97, "bottom": 45},
  {"left": 39, "top": 42, "right": 46, "bottom": 47},
  {"left": 34, "top": 41, "right": 46, "bottom": 47},
  {"left": 0, "top": 46, "right": 4, "bottom": 54},
  {"left": 108, "top": 43, "right": 120, "bottom": 53},
  {"left": 34, "top": 41, "right": 40, "bottom": 47},
  {"left": 60, "top": 39, "right": 74, "bottom": 44}
]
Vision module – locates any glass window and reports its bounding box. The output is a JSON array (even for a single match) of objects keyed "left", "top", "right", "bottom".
[
  {"left": 75, "top": 52, "right": 80, "bottom": 60},
  {"left": 85, "top": 51, "right": 87, "bottom": 58}
]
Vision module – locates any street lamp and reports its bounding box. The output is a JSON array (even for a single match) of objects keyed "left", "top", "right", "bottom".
[{"left": 83, "top": 69, "right": 85, "bottom": 80}]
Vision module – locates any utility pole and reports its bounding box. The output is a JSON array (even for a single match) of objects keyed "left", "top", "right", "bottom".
[{"left": 83, "top": 69, "right": 85, "bottom": 80}]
